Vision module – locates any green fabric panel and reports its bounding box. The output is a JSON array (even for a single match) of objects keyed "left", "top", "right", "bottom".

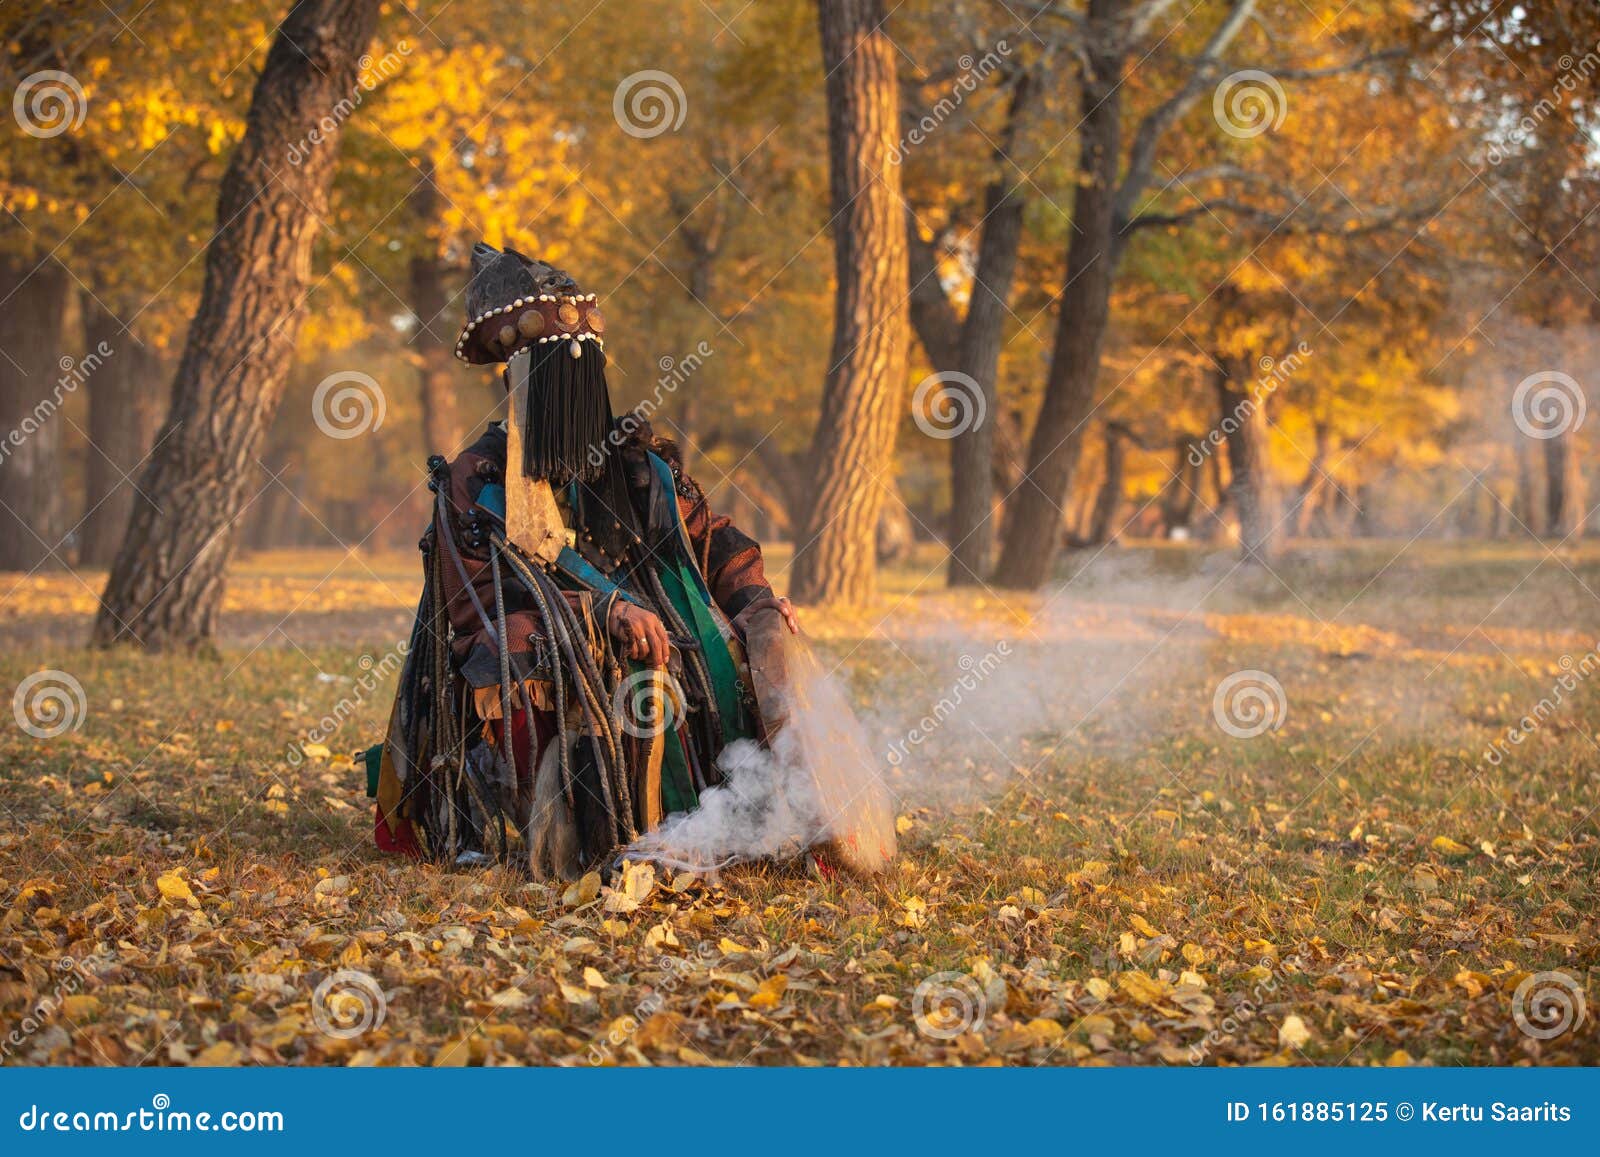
[
  {"left": 362, "top": 744, "right": 383, "bottom": 799},
  {"left": 658, "top": 722, "right": 695, "bottom": 815},
  {"left": 658, "top": 557, "right": 751, "bottom": 744}
]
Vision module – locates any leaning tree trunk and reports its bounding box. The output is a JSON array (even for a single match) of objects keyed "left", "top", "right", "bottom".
[
  {"left": 993, "top": 21, "right": 1122, "bottom": 589},
  {"left": 406, "top": 159, "right": 463, "bottom": 458},
  {"left": 93, "top": 0, "right": 382, "bottom": 649},
  {"left": 1215, "top": 357, "right": 1279, "bottom": 560},
  {"left": 0, "top": 256, "right": 71, "bottom": 571},
  {"left": 791, "top": 0, "right": 909, "bottom": 605},
  {"left": 1543, "top": 430, "right": 1584, "bottom": 540},
  {"left": 80, "top": 302, "right": 165, "bottom": 567}
]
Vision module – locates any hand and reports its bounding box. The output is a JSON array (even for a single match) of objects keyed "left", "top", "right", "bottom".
[
  {"left": 735, "top": 593, "right": 800, "bottom": 636},
  {"left": 608, "top": 600, "right": 670, "bottom": 667}
]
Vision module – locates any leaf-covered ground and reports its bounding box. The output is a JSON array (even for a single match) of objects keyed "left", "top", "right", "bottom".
[{"left": 1, "top": 540, "right": 1596, "bottom": 1066}]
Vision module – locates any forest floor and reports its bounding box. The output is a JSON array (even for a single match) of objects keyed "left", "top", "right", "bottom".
[{"left": 1, "top": 538, "right": 1596, "bottom": 1066}]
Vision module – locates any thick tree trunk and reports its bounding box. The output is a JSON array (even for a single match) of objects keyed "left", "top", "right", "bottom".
[
  {"left": 93, "top": 0, "right": 382, "bottom": 649},
  {"left": 791, "top": 0, "right": 909, "bottom": 605},
  {"left": 0, "top": 256, "right": 71, "bottom": 571},
  {"left": 1543, "top": 430, "right": 1583, "bottom": 540},
  {"left": 406, "top": 159, "right": 463, "bottom": 458},
  {"left": 1215, "top": 357, "right": 1279, "bottom": 559},
  {"left": 993, "top": 20, "right": 1122, "bottom": 588},
  {"left": 80, "top": 303, "right": 166, "bottom": 567}
]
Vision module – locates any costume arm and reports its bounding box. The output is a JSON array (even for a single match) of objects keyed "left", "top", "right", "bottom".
[{"left": 677, "top": 475, "right": 773, "bottom": 619}]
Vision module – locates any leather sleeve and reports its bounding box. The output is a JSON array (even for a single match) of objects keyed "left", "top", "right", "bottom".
[{"left": 677, "top": 474, "right": 772, "bottom": 619}]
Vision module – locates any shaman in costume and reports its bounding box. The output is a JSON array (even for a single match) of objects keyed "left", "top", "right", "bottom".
[{"left": 371, "top": 244, "right": 797, "bottom": 879}]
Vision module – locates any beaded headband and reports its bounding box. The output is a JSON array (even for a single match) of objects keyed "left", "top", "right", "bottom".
[{"left": 455, "top": 291, "right": 607, "bottom": 364}]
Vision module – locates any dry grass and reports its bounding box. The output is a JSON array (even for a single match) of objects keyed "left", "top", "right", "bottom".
[{"left": 1, "top": 539, "right": 1596, "bottom": 1066}]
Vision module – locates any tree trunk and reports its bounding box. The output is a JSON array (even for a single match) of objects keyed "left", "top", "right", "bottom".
[
  {"left": 791, "top": 0, "right": 909, "bottom": 605},
  {"left": 1161, "top": 436, "right": 1203, "bottom": 537},
  {"left": 93, "top": 0, "right": 382, "bottom": 649},
  {"left": 993, "top": 15, "right": 1122, "bottom": 588},
  {"left": 1215, "top": 357, "right": 1279, "bottom": 559},
  {"left": 0, "top": 256, "right": 71, "bottom": 571},
  {"left": 1086, "top": 422, "right": 1129, "bottom": 546},
  {"left": 877, "top": 476, "right": 915, "bottom": 564},
  {"left": 1543, "top": 430, "right": 1583, "bottom": 540},
  {"left": 407, "top": 159, "right": 463, "bottom": 458},
  {"left": 1513, "top": 437, "right": 1542, "bottom": 537},
  {"left": 947, "top": 74, "right": 1031, "bottom": 586},
  {"left": 1290, "top": 423, "right": 1332, "bottom": 538},
  {"left": 79, "top": 303, "right": 166, "bottom": 567}
]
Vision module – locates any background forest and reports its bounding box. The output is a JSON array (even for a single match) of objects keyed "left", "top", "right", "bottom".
[{"left": 3, "top": 0, "right": 1596, "bottom": 609}]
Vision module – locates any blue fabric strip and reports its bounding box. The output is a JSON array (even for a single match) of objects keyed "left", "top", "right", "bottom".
[{"left": 475, "top": 482, "right": 506, "bottom": 519}]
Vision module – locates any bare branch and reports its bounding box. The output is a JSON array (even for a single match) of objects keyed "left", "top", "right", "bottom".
[
  {"left": 1273, "top": 48, "right": 1407, "bottom": 80},
  {"left": 1125, "top": 0, "right": 1186, "bottom": 43},
  {"left": 1114, "top": 0, "right": 1258, "bottom": 224}
]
